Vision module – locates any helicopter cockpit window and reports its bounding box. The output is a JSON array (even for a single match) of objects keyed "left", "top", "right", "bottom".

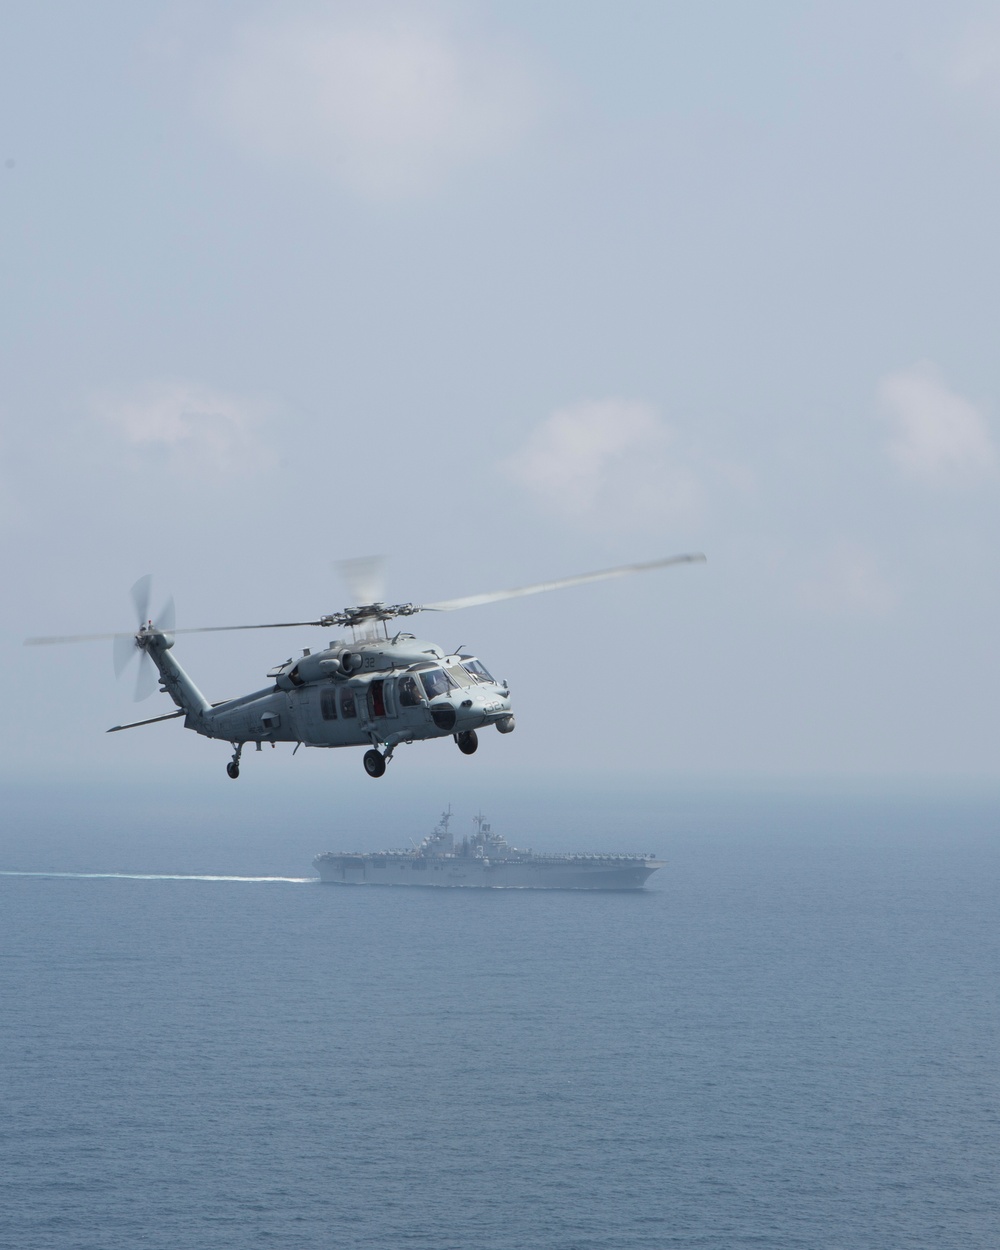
[
  {"left": 320, "top": 687, "right": 338, "bottom": 721},
  {"left": 461, "top": 658, "right": 494, "bottom": 684},
  {"left": 445, "top": 664, "right": 473, "bottom": 688},
  {"left": 419, "top": 668, "right": 455, "bottom": 701},
  {"left": 398, "top": 675, "right": 422, "bottom": 707},
  {"left": 340, "top": 690, "right": 357, "bottom": 719}
]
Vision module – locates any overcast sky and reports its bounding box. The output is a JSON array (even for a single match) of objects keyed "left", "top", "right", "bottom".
[{"left": 3, "top": 1, "right": 1000, "bottom": 789}]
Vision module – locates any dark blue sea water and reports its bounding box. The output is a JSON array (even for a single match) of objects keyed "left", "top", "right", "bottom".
[{"left": 2, "top": 781, "right": 998, "bottom": 1249}]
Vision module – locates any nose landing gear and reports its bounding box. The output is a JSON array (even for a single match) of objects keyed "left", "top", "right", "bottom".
[{"left": 456, "top": 729, "right": 478, "bottom": 756}]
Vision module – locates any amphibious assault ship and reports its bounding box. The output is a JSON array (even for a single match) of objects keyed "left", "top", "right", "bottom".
[{"left": 313, "top": 809, "right": 664, "bottom": 890}]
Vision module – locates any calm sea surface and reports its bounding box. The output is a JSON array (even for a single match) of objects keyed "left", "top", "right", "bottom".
[{"left": 2, "top": 783, "right": 998, "bottom": 1249}]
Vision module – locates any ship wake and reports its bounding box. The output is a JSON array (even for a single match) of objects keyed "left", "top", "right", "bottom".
[{"left": 0, "top": 871, "right": 314, "bottom": 884}]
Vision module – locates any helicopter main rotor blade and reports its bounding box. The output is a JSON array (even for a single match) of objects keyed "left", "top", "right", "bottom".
[
  {"left": 25, "top": 619, "right": 327, "bottom": 646},
  {"left": 25, "top": 630, "right": 140, "bottom": 646},
  {"left": 24, "top": 553, "right": 706, "bottom": 647},
  {"left": 420, "top": 552, "right": 706, "bottom": 613},
  {"left": 336, "top": 555, "right": 386, "bottom": 607},
  {"left": 167, "top": 620, "right": 326, "bottom": 636},
  {"left": 26, "top": 574, "right": 174, "bottom": 647}
]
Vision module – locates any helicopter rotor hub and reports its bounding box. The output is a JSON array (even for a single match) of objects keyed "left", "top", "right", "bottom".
[{"left": 319, "top": 602, "right": 421, "bottom": 629}]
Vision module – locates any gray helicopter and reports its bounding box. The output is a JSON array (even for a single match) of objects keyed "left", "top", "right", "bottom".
[{"left": 26, "top": 553, "right": 704, "bottom": 779}]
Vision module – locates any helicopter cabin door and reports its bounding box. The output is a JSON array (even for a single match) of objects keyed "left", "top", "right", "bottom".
[{"left": 367, "top": 679, "right": 396, "bottom": 721}]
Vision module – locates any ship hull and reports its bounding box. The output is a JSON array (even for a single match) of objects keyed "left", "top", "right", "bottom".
[{"left": 313, "top": 853, "right": 661, "bottom": 890}]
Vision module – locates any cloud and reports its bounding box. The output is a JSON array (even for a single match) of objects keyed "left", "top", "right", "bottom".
[
  {"left": 876, "top": 364, "right": 996, "bottom": 486},
  {"left": 95, "top": 382, "right": 273, "bottom": 478},
  {"left": 209, "top": 9, "right": 539, "bottom": 199},
  {"left": 797, "top": 544, "right": 897, "bottom": 619},
  {"left": 503, "top": 399, "right": 703, "bottom": 530}
]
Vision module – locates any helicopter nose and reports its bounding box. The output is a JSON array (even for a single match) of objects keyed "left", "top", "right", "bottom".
[{"left": 457, "top": 690, "right": 511, "bottom": 730}]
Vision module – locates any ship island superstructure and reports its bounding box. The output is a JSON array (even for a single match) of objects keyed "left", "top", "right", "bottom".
[{"left": 313, "top": 809, "right": 664, "bottom": 890}]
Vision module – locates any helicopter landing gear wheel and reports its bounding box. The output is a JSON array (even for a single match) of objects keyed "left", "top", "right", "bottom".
[
  {"left": 363, "top": 749, "right": 386, "bottom": 778},
  {"left": 227, "top": 743, "right": 244, "bottom": 780},
  {"left": 456, "top": 729, "right": 478, "bottom": 756}
]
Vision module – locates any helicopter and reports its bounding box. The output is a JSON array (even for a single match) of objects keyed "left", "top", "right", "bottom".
[{"left": 25, "top": 553, "right": 705, "bottom": 779}]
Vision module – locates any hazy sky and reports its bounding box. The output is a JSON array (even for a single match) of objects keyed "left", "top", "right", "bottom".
[{"left": 4, "top": 1, "right": 1000, "bottom": 787}]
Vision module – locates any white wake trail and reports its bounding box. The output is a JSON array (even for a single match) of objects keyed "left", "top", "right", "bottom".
[{"left": 0, "top": 871, "right": 315, "bottom": 883}]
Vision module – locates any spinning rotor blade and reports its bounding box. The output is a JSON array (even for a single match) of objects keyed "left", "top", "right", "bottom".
[
  {"left": 133, "top": 652, "right": 159, "bottom": 702},
  {"left": 336, "top": 555, "right": 386, "bottom": 607},
  {"left": 420, "top": 552, "right": 706, "bottom": 613},
  {"left": 25, "top": 575, "right": 173, "bottom": 702},
  {"left": 24, "top": 553, "right": 707, "bottom": 651},
  {"left": 26, "top": 576, "right": 177, "bottom": 647},
  {"left": 25, "top": 619, "right": 326, "bottom": 646},
  {"left": 157, "top": 595, "right": 175, "bottom": 634},
  {"left": 127, "top": 577, "right": 172, "bottom": 700},
  {"left": 168, "top": 620, "right": 325, "bottom": 636},
  {"left": 130, "top": 574, "right": 152, "bottom": 628},
  {"left": 26, "top": 629, "right": 137, "bottom": 646},
  {"left": 113, "top": 631, "right": 137, "bottom": 678}
]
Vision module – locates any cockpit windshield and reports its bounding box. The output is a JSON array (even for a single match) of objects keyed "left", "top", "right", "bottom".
[
  {"left": 419, "top": 668, "right": 455, "bottom": 701},
  {"left": 460, "top": 657, "right": 495, "bottom": 684}
]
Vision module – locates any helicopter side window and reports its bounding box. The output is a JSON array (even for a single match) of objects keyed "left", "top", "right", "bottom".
[
  {"left": 461, "top": 658, "right": 494, "bottom": 683},
  {"left": 398, "top": 675, "right": 422, "bottom": 707},
  {"left": 419, "top": 668, "right": 455, "bottom": 701},
  {"left": 320, "top": 687, "right": 338, "bottom": 721},
  {"left": 340, "top": 690, "right": 357, "bottom": 719}
]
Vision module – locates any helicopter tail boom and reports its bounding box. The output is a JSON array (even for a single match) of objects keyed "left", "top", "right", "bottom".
[{"left": 140, "top": 632, "right": 212, "bottom": 725}]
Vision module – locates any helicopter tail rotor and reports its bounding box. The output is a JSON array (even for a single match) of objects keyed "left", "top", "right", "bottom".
[{"left": 114, "top": 576, "right": 175, "bottom": 701}]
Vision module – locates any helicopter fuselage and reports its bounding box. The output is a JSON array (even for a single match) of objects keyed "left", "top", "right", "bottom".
[{"left": 142, "top": 629, "right": 514, "bottom": 771}]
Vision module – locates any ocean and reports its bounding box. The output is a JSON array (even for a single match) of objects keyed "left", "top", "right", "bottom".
[{"left": 2, "top": 780, "right": 998, "bottom": 1249}]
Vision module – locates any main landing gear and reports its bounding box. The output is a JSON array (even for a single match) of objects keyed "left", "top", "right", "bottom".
[
  {"left": 362, "top": 730, "right": 476, "bottom": 778},
  {"left": 363, "top": 749, "right": 387, "bottom": 778},
  {"left": 227, "top": 742, "right": 243, "bottom": 779}
]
